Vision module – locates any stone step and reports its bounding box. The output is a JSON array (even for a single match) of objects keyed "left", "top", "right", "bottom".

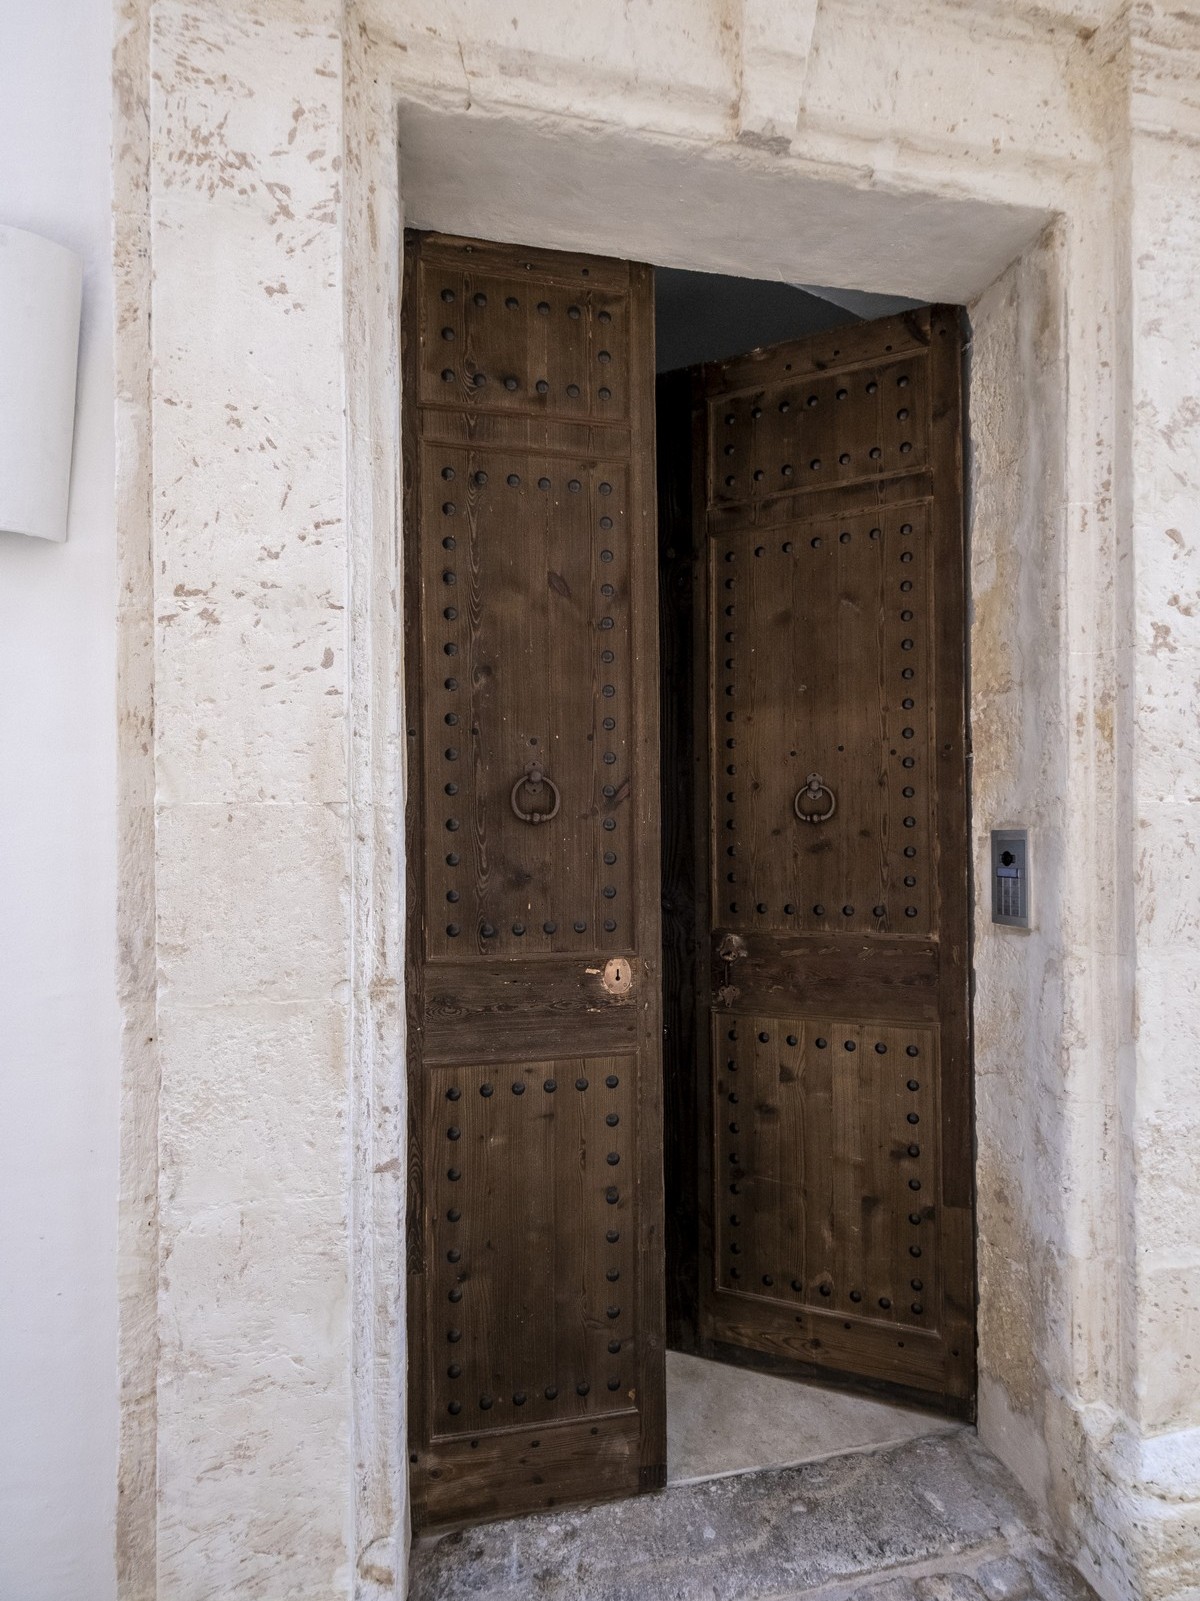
[{"left": 409, "top": 1431, "right": 1098, "bottom": 1601}]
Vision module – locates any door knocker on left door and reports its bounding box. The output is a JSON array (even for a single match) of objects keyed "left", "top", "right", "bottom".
[
  {"left": 794, "top": 772, "right": 836, "bottom": 824},
  {"left": 511, "top": 760, "right": 561, "bottom": 824}
]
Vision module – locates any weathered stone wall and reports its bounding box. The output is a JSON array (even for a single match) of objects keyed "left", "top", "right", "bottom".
[
  {"left": 111, "top": 2, "right": 1200, "bottom": 1597},
  {"left": 1129, "top": 3, "right": 1200, "bottom": 1439},
  {"left": 124, "top": 5, "right": 359, "bottom": 1595},
  {"left": 970, "top": 225, "right": 1075, "bottom": 1510}
]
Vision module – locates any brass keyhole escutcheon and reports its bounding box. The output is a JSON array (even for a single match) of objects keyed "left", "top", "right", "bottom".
[{"left": 602, "top": 957, "right": 634, "bottom": 996}]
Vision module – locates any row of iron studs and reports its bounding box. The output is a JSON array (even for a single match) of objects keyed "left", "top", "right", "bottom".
[
  {"left": 437, "top": 285, "right": 618, "bottom": 402},
  {"left": 718, "top": 371, "right": 916, "bottom": 490}
]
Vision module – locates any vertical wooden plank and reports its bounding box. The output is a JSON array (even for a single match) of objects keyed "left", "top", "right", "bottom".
[
  {"left": 926, "top": 308, "right": 974, "bottom": 1388},
  {"left": 627, "top": 260, "right": 666, "bottom": 1489},
  {"left": 693, "top": 367, "right": 717, "bottom": 1349},
  {"left": 401, "top": 238, "right": 432, "bottom": 1516}
]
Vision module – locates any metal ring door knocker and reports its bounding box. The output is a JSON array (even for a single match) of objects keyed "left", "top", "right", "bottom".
[
  {"left": 511, "top": 760, "right": 561, "bottom": 825},
  {"left": 794, "top": 771, "right": 836, "bottom": 824}
]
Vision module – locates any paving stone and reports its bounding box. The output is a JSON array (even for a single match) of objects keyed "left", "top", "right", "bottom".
[
  {"left": 914, "top": 1576, "right": 989, "bottom": 1600},
  {"left": 409, "top": 1431, "right": 1099, "bottom": 1601},
  {"left": 853, "top": 1579, "right": 922, "bottom": 1600},
  {"left": 1017, "top": 1547, "right": 1100, "bottom": 1601},
  {"left": 976, "top": 1555, "right": 1036, "bottom": 1599}
]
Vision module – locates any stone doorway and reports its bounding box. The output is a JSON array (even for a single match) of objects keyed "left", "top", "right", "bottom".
[{"left": 383, "top": 95, "right": 1086, "bottom": 1591}]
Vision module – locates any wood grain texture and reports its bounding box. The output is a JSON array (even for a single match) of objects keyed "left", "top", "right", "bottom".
[
  {"left": 404, "top": 231, "right": 664, "bottom": 1530},
  {"left": 709, "top": 932, "right": 940, "bottom": 1022},
  {"left": 692, "top": 308, "right": 974, "bottom": 1409},
  {"left": 423, "top": 959, "right": 639, "bottom": 1064}
]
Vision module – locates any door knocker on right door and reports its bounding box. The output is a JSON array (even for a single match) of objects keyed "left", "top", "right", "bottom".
[{"left": 793, "top": 772, "right": 837, "bottom": 824}]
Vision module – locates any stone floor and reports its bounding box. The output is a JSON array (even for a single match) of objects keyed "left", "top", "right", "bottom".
[
  {"left": 410, "top": 1376, "right": 1098, "bottom": 1601},
  {"left": 667, "top": 1352, "right": 959, "bottom": 1484}
]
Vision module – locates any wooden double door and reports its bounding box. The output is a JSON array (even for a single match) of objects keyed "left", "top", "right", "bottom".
[{"left": 403, "top": 231, "right": 973, "bottom": 1532}]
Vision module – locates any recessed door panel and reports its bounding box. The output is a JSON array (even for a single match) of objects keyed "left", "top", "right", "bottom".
[
  {"left": 708, "top": 352, "right": 930, "bottom": 506},
  {"left": 404, "top": 231, "right": 664, "bottom": 1530},
  {"left": 712, "top": 502, "right": 935, "bottom": 941},
  {"left": 427, "top": 1059, "right": 638, "bottom": 1439},
  {"left": 418, "top": 442, "right": 634, "bottom": 959},
  {"left": 695, "top": 309, "right": 973, "bottom": 1408},
  {"left": 713, "top": 1015, "right": 944, "bottom": 1378}
]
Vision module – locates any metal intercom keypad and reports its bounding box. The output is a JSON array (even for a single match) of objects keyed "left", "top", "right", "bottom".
[{"left": 991, "top": 829, "right": 1029, "bottom": 928}]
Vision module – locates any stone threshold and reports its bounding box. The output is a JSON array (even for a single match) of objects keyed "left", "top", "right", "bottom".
[{"left": 409, "top": 1431, "right": 1099, "bottom": 1601}]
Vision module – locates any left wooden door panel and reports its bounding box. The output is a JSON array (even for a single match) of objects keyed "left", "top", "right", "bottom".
[{"left": 403, "top": 232, "right": 664, "bottom": 1530}]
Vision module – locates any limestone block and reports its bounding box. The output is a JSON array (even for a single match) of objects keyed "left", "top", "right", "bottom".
[
  {"left": 1133, "top": 1265, "right": 1200, "bottom": 1432},
  {"left": 150, "top": 3, "right": 342, "bottom": 211},
  {"left": 1136, "top": 1109, "right": 1200, "bottom": 1267},
  {"left": 155, "top": 800, "right": 348, "bottom": 1006},
  {"left": 151, "top": 194, "right": 345, "bottom": 608},
  {"left": 158, "top": 999, "right": 348, "bottom": 1210},
  {"left": 158, "top": 1196, "right": 348, "bottom": 1379},
  {"left": 158, "top": 1364, "right": 350, "bottom": 1601},
  {"left": 804, "top": 0, "right": 1099, "bottom": 167},
  {"left": 736, "top": 0, "right": 818, "bottom": 151},
  {"left": 156, "top": 1195, "right": 352, "bottom": 1596},
  {"left": 1132, "top": 644, "right": 1200, "bottom": 805},
  {"left": 1133, "top": 949, "right": 1200, "bottom": 1097},
  {"left": 1134, "top": 803, "right": 1200, "bottom": 949},
  {"left": 361, "top": 0, "right": 736, "bottom": 137},
  {"left": 149, "top": 1, "right": 345, "bottom": 612},
  {"left": 156, "top": 598, "right": 348, "bottom": 805}
]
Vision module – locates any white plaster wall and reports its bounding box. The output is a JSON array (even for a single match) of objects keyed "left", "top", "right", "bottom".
[{"left": 0, "top": 5, "right": 119, "bottom": 1601}]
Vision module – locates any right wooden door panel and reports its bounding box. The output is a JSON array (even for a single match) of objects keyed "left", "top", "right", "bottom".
[{"left": 694, "top": 309, "right": 974, "bottom": 1408}]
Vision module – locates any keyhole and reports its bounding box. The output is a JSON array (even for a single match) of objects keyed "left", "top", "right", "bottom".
[{"left": 602, "top": 957, "right": 633, "bottom": 995}]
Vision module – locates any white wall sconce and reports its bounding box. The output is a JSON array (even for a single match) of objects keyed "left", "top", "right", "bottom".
[{"left": 0, "top": 224, "right": 83, "bottom": 542}]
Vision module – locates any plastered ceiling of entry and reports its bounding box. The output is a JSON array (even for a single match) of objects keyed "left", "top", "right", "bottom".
[{"left": 397, "top": 106, "right": 1049, "bottom": 303}]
